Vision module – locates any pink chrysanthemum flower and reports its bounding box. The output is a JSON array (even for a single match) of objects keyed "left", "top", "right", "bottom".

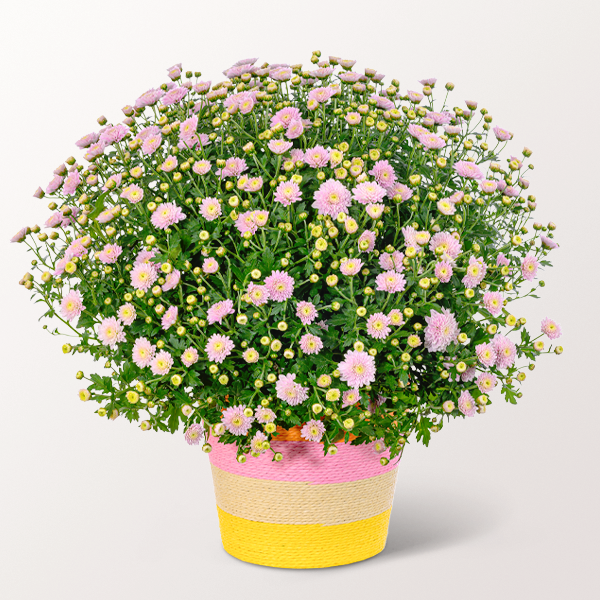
[
  {"left": 98, "top": 316, "right": 126, "bottom": 347},
  {"left": 179, "top": 115, "right": 198, "bottom": 141},
  {"left": 10, "top": 227, "right": 29, "bottom": 243},
  {"left": 97, "top": 243, "right": 123, "bottom": 264},
  {"left": 541, "top": 317, "right": 562, "bottom": 340},
  {"left": 437, "top": 199, "right": 456, "bottom": 216},
  {"left": 338, "top": 350, "right": 376, "bottom": 389},
  {"left": 435, "top": 260, "right": 453, "bottom": 283},
  {"left": 375, "top": 270, "right": 406, "bottom": 293},
  {"left": 424, "top": 308, "right": 459, "bottom": 352},
  {"left": 304, "top": 145, "right": 330, "bottom": 168},
  {"left": 207, "top": 299, "right": 235, "bottom": 325},
  {"left": 308, "top": 86, "right": 335, "bottom": 103},
  {"left": 312, "top": 179, "right": 352, "bottom": 217},
  {"left": 83, "top": 141, "right": 106, "bottom": 161},
  {"left": 366, "top": 313, "right": 392, "bottom": 340},
  {"left": 221, "top": 405, "right": 254, "bottom": 436},
  {"left": 161, "top": 86, "right": 188, "bottom": 106},
  {"left": 97, "top": 208, "right": 117, "bottom": 224},
  {"left": 408, "top": 124, "right": 429, "bottom": 138},
  {"left": 358, "top": 230, "right": 376, "bottom": 253},
  {"left": 62, "top": 171, "right": 81, "bottom": 195},
  {"left": 65, "top": 237, "right": 90, "bottom": 260},
  {"left": 60, "top": 290, "right": 85, "bottom": 321},
  {"left": 379, "top": 251, "right": 404, "bottom": 271},
  {"left": 120, "top": 184, "right": 144, "bottom": 204},
  {"left": 264, "top": 270, "right": 295, "bottom": 302},
  {"left": 274, "top": 181, "right": 302, "bottom": 206},
  {"left": 462, "top": 256, "right": 487, "bottom": 288},
  {"left": 541, "top": 236, "right": 559, "bottom": 250},
  {"left": 521, "top": 253, "right": 539, "bottom": 281},
  {"left": 199, "top": 197, "right": 221, "bottom": 221},
  {"left": 476, "top": 343, "right": 497, "bottom": 368},
  {"left": 218, "top": 157, "right": 248, "bottom": 178},
  {"left": 345, "top": 112, "right": 362, "bottom": 125},
  {"left": 135, "top": 88, "right": 165, "bottom": 108},
  {"left": 480, "top": 180, "right": 498, "bottom": 194},
  {"left": 185, "top": 423, "right": 204, "bottom": 445},
  {"left": 285, "top": 119, "right": 304, "bottom": 139},
  {"left": 243, "top": 348, "right": 260, "bottom": 363},
  {"left": 300, "top": 333, "right": 323, "bottom": 355},
  {"left": 141, "top": 134, "right": 162, "bottom": 155},
  {"left": 296, "top": 301, "right": 318, "bottom": 325},
  {"left": 388, "top": 309, "right": 405, "bottom": 327},
  {"left": 151, "top": 202, "right": 186, "bottom": 230},
  {"left": 130, "top": 262, "right": 158, "bottom": 292},
  {"left": 250, "top": 431, "right": 268, "bottom": 454},
  {"left": 492, "top": 334, "right": 517, "bottom": 369},
  {"left": 365, "top": 203, "right": 385, "bottom": 219},
  {"left": 75, "top": 132, "right": 99, "bottom": 149},
  {"left": 426, "top": 110, "right": 452, "bottom": 124},
  {"left": 235, "top": 210, "right": 258, "bottom": 235},
  {"left": 150, "top": 349, "right": 174, "bottom": 375},
  {"left": 386, "top": 182, "right": 413, "bottom": 201},
  {"left": 161, "top": 155, "right": 178, "bottom": 172},
  {"left": 162, "top": 269, "right": 181, "bottom": 292},
  {"left": 419, "top": 133, "right": 446, "bottom": 149},
  {"left": 205, "top": 334, "right": 234, "bottom": 364},
  {"left": 493, "top": 126, "right": 513, "bottom": 141},
  {"left": 497, "top": 252, "right": 510, "bottom": 267},
  {"left": 290, "top": 148, "right": 305, "bottom": 164},
  {"left": 342, "top": 389, "right": 361, "bottom": 407},
  {"left": 181, "top": 347, "right": 199, "bottom": 367},
  {"left": 254, "top": 406, "right": 276, "bottom": 424},
  {"left": 117, "top": 303, "right": 136, "bottom": 326},
  {"left": 99, "top": 124, "right": 129, "bottom": 146},
  {"left": 458, "top": 390, "right": 477, "bottom": 417},
  {"left": 268, "top": 139, "right": 293, "bottom": 155},
  {"left": 402, "top": 226, "right": 419, "bottom": 249},
  {"left": 270, "top": 106, "right": 301, "bottom": 129},
  {"left": 352, "top": 180, "right": 387, "bottom": 205},
  {"left": 482, "top": 291, "right": 504, "bottom": 317},
  {"left": 453, "top": 161, "right": 484, "bottom": 180},
  {"left": 161, "top": 306, "right": 178, "bottom": 330},
  {"left": 247, "top": 282, "right": 270, "bottom": 306},
  {"left": 132, "top": 337, "right": 155, "bottom": 368},
  {"left": 276, "top": 373, "right": 309, "bottom": 406},
  {"left": 340, "top": 257, "right": 363, "bottom": 276},
  {"left": 192, "top": 159, "right": 211, "bottom": 175},
  {"left": 345, "top": 218, "right": 359, "bottom": 234},
  {"left": 301, "top": 419, "right": 326, "bottom": 442},
  {"left": 202, "top": 258, "right": 219, "bottom": 274},
  {"left": 476, "top": 372, "right": 498, "bottom": 393},
  {"left": 46, "top": 175, "right": 64, "bottom": 194}
]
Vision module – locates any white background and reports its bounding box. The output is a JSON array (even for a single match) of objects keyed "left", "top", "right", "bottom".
[{"left": 1, "top": 1, "right": 598, "bottom": 598}]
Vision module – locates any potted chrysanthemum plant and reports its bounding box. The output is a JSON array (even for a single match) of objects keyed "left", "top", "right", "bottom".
[{"left": 12, "top": 51, "right": 563, "bottom": 569}]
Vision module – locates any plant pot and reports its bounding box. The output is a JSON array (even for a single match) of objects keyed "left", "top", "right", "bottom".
[{"left": 208, "top": 429, "right": 399, "bottom": 569}]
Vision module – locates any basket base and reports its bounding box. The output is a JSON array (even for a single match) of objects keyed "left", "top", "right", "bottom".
[{"left": 216, "top": 506, "right": 392, "bottom": 569}]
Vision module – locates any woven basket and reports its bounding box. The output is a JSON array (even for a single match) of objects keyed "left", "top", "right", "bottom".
[{"left": 208, "top": 427, "right": 399, "bottom": 568}]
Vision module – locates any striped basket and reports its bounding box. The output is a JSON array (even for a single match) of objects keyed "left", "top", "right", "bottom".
[{"left": 208, "top": 427, "right": 399, "bottom": 568}]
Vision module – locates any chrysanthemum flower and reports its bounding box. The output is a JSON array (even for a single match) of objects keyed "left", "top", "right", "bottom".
[
  {"left": 358, "top": 230, "right": 376, "bottom": 252},
  {"left": 367, "top": 313, "right": 392, "bottom": 340},
  {"left": 118, "top": 303, "right": 136, "bottom": 326},
  {"left": 161, "top": 306, "right": 178, "bottom": 330},
  {"left": 434, "top": 260, "right": 453, "bottom": 283},
  {"left": 379, "top": 251, "right": 404, "bottom": 271},
  {"left": 222, "top": 405, "right": 254, "bottom": 436},
  {"left": 150, "top": 350, "right": 174, "bottom": 376},
  {"left": 254, "top": 406, "right": 276, "bottom": 424},
  {"left": 181, "top": 347, "right": 199, "bottom": 367},
  {"left": 475, "top": 343, "right": 497, "bottom": 368},
  {"left": 541, "top": 317, "right": 562, "bottom": 340},
  {"left": 462, "top": 256, "right": 487, "bottom": 289},
  {"left": 243, "top": 348, "right": 259, "bottom": 363},
  {"left": 286, "top": 119, "right": 304, "bottom": 139},
  {"left": 366, "top": 203, "right": 385, "bottom": 219},
  {"left": 274, "top": 181, "right": 302, "bottom": 206},
  {"left": 458, "top": 390, "right": 477, "bottom": 417},
  {"left": 453, "top": 160, "right": 484, "bottom": 180},
  {"left": 340, "top": 257, "right": 363, "bottom": 276},
  {"left": 202, "top": 258, "right": 219, "bottom": 274},
  {"left": 132, "top": 337, "right": 155, "bottom": 368},
  {"left": 199, "top": 197, "right": 222, "bottom": 221},
  {"left": 300, "top": 333, "right": 323, "bottom": 355},
  {"left": 476, "top": 372, "right": 498, "bottom": 393},
  {"left": 429, "top": 231, "right": 463, "bottom": 260},
  {"left": 205, "top": 334, "right": 234, "bottom": 364},
  {"left": 312, "top": 179, "right": 352, "bottom": 217},
  {"left": 483, "top": 291, "right": 504, "bottom": 317},
  {"left": 275, "top": 373, "right": 309, "bottom": 406},
  {"left": 352, "top": 181, "right": 387, "bottom": 205},
  {"left": 185, "top": 423, "right": 204, "bottom": 445},
  {"left": 60, "top": 290, "right": 85, "bottom": 321},
  {"left": 338, "top": 350, "right": 376, "bottom": 388},
  {"left": 97, "top": 243, "right": 123, "bottom": 264},
  {"left": 264, "top": 270, "right": 295, "bottom": 302},
  {"left": 296, "top": 301, "right": 318, "bottom": 325},
  {"left": 151, "top": 202, "right": 187, "bottom": 230},
  {"left": 207, "top": 299, "right": 235, "bottom": 325},
  {"left": 424, "top": 308, "right": 459, "bottom": 352},
  {"left": 192, "top": 159, "right": 211, "bottom": 175},
  {"left": 304, "top": 145, "right": 330, "bottom": 168},
  {"left": 130, "top": 262, "right": 158, "bottom": 292},
  {"left": 419, "top": 133, "right": 446, "bottom": 149},
  {"left": 375, "top": 270, "right": 406, "bottom": 293},
  {"left": 162, "top": 269, "right": 181, "bottom": 292},
  {"left": 521, "top": 253, "right": 539, "bottom": 281},
  {"left": 98, "top": 316, "right": 126, "bottom": 347},
  {"left": 270, "top": 106, "right": 301, "bottom": 129},
  {"left": 492, "top": 334, "right": 517, "bottom": 369},
  {"left": 301, "top": 419, "right": 326, "bottom": 442},
  {"left": 493, "top": 126, "right": 513, "bottom": 141},
  {"left": 388, "top": 309, "right": 404, "bottom": 327},
  {"left": 342, "top": 389, "right": 361, "bottom": 407},
  {"left": 268, "top": 139, "right": 293, "bottom": 155},
  {"left": 251, "top": 431, "right": 268, "bottom": 454}
]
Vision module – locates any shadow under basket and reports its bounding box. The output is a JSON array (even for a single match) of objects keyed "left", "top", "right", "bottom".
[{"left": 208, "top": 430, "right": 399, "bottom": 569}]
